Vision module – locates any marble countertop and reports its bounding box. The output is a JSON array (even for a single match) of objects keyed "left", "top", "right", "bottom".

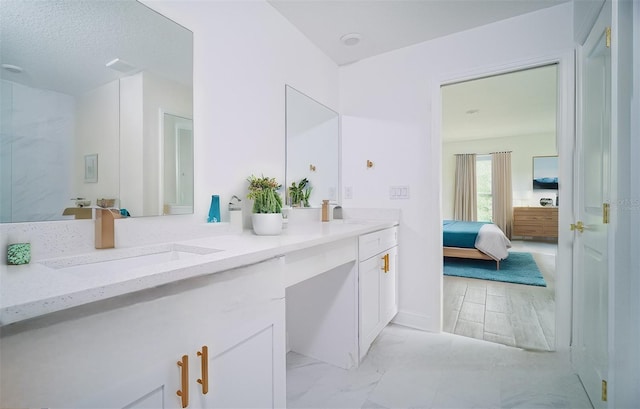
[{"left": 1, "top": 219, "right": 396, "bottom": 326}]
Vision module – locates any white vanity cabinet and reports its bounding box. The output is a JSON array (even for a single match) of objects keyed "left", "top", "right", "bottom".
[
  {"left": 0, "top": 257, "right": 286, "bottom": 409},
  {"left": 358, "top": 227, "right": 399, "bottom": 360}
]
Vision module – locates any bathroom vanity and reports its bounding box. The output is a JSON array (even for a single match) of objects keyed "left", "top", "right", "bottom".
[{"left": 0, "top": 218, "right": 398, "bottom": 408}]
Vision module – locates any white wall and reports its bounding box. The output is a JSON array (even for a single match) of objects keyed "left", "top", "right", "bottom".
[
  {"left": 119, "top": 72, "right": 193, "bottom": 217},
  {"left": 0, "top": 80, "right": 75, "bottom": 222},
  {"left": 287, "top": 117, "right": 340, "bottom": 206},
  {"left": 120, "top": 74, "right": 144, "bottom": 216},
  {"left": 143, "top": 0, "right": 339, "bottom": 226},
  {"left": 75, "top": 81, "right": 120, "bottom": 207},
  {"left": 340, "top": 3, "right": 575, "bottom": 332},
  {"left": 142, "top": 71, "right": 193, "bottom": 216},
  {"left": 442, "top": 133, "right": 557, "bottom": 219}
]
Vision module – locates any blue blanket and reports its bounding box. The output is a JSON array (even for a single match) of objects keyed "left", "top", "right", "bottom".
[{"left": 443, "top": 220, "right": 490, "bottom": 248}]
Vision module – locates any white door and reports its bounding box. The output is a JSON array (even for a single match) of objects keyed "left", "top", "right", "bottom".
[{"left": 572, "top": 2, "right": 611, "bottom": 407}]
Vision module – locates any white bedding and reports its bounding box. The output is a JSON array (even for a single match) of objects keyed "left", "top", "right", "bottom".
[{"left": 475, "top": 224, "right": 512, "bottom": 260}]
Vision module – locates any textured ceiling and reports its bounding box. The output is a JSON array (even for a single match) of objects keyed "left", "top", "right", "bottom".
[
  {"left": 442, "top": 65, "right": 558, "bottom": 142},
  {"left": 0, "top": 0, "right": 192, "bottom": 96},
  {"left": 268, "top": 0, "right": 571, "bottom": 66}
]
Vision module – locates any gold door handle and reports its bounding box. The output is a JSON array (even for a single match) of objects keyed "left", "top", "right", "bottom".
[
  {"left": 570, "top": 221, "right": 585, "bottom": 233},
  {"left": 177, "top": 355, "right": 189, "bottom": 408},
  {"left": 381, "top": 253, "right": 390, "bottom": 273},
  {"left": 197, "top": 345, "right": 209, "bottom": 395}
]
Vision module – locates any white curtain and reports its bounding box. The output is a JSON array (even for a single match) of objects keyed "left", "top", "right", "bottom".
[
  {"left": 454, "top": 154, "right": 477, "bottom": 221},
  {"left": 491, "top": 151, "right": 513, "bottom": 238}
]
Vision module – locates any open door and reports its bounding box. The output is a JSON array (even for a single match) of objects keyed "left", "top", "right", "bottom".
[{"left": 572, "top": 2, "right": 611, "bottom": 407}]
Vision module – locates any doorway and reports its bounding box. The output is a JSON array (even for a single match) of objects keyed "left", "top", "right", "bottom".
[{"left": 439, "top": 62, "right": 571, "bottom": 351}]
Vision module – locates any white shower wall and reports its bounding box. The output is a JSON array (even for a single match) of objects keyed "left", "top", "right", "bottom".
[{"left": 0, "top": 80, "right": 75, "bottom": 222}]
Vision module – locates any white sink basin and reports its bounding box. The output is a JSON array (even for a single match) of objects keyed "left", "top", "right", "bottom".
[{"left": 40, "top": 243, "right": 221, "bottom": 274}]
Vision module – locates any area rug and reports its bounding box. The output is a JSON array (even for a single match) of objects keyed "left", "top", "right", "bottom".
[{"left": 444, "top": 252, "right": 547, "bottom": 287}]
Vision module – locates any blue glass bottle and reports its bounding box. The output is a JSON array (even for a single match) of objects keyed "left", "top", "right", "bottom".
[{"left": 207, "top": 195, "right": 221, "bottom": 223}]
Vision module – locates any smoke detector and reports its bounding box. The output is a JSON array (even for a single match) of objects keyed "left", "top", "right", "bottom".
[{"left": 340, "top": 33, "right": 361, "bottom": 46}]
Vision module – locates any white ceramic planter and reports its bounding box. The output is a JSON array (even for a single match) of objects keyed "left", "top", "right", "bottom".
[{"left": 251, "top": 213, "right": 283, "bottom": 235}]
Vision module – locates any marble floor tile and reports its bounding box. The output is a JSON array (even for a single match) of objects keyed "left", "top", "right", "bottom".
[
  {"left": 366, "top": 367, "right": 440, "bottom": 408},
  {"left": 287, "top": 324, "right": 591, "bottom": 409}
]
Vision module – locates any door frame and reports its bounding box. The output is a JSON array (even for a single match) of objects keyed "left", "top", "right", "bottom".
[{"left": 433, "top": 50, "right": 575, "bottom": 351}]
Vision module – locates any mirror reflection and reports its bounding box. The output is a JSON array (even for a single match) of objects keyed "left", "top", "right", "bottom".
[
  {"left": 285, "top": 86, "right": 340, "bottom": 207},
  {"left": 163, "top": 114, "right": 194, "bottom": 215},
  {"left": 0, "top": 0, "right": 193, "bottom": 222}
]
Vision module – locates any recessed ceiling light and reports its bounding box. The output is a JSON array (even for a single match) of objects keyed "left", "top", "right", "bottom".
[
  {"left": 340, "top": 32, "right": 361, "bottom": 46},
  {"left": 2, "top": 64, "right": 24, "bottom": 74},
  {"left": 465, "top": 109, "right": 480, "bottom": 115}
]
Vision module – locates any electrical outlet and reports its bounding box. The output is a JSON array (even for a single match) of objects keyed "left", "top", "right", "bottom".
[{"left": 344, "top": 186, "right": 353, "bottom": 200}]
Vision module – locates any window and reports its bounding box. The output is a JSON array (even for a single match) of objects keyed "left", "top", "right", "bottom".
[{"left": 476, "top": 155, "right": 492, "bottom": 221}]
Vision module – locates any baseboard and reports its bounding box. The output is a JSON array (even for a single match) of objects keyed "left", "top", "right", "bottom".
[{"left": 392, "top": 310, "right": 438, "bottom": 332}]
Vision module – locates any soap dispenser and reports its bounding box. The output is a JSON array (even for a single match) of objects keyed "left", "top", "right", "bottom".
[{"left": 229, "top": 195, "right": 243, "bottom": 232}]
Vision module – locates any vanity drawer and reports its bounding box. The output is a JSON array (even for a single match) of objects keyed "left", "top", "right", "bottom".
[{"left": 359, "top": 227, "right": 398, "bottom": 261}]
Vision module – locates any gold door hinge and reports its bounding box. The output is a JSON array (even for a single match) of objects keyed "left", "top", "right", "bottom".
[
  {"left": 602, "top": 379, "right": 608, "bottom": 401},
  {"left": 605, "top": 27, "right": 611, "bottom": 48},
  {"left": 603, "top": 203, "right": 610, "bottom": 224}
]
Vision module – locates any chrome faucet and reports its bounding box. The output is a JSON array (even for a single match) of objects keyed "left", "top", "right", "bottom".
[{"left": 95, "top": 208, "right": 121, "bottom": 249}]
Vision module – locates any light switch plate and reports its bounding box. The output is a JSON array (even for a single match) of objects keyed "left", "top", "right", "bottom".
[{"left": 390, "top": 185, "right": 410, "bottom": 200}]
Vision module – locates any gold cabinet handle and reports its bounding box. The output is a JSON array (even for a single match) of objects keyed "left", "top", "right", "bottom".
[
  {"left": 381, "top": 253, "right": 390, "bottom": 273},
  {"left": 177, "top": 355, "right": 189, "bottom": 408},
  {"left": 570, "top": 221, "right": 585, "bottom": 233},
  {"left": 197, "top": 345, "right": 209, "bottom": 395}
]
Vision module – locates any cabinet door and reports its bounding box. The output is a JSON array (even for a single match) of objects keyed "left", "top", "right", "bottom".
[
  {"left": 381, "top": 246, "right": 398, "bottom": 326},
  {"left": 359, "top": 255, "right": 382, "bottom": 359},
  {"left": 1, "top": 258, "right": 285, "bottom": 409},
  {"left": 77, "top": 359, "right": 182, "bottom": 409},
  {"left": 193, "top": 324, "right": 278, "bottom": 409}
]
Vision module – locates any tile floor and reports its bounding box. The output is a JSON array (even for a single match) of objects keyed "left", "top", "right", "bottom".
[
  {"left": 287, "top": 324, "right": 592, "bottom": 408},
  {"left": 443, "top": 240, "right": 558, "bottom": 350}
]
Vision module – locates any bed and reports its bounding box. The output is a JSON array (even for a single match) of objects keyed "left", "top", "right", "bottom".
[{"left": 443, "top": 220, "right": 512, "bottom": 270}]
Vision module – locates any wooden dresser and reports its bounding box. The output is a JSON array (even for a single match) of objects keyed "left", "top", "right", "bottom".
[{"left": 513, "top": 207, "right": 558, "bottom": 239}]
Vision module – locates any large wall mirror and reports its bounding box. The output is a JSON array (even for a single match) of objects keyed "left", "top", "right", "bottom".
[
  {"left": 0, "top": 0, "right": 193, "bottom": 222},
  {"left": 285, "top": 85, "right": 339, "bottom": 207}
]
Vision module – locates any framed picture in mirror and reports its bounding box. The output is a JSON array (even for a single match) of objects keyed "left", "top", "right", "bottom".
[{"left": 84, "top": 154, "right": 98, "bottom": 183}]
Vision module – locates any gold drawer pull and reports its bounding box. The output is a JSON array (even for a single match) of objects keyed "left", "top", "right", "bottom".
[
  {"left": 177, "top": 355, "right": 189, "bottom": 408},
  {"left": 197, "top": 345, "right": 209, "bottom": 395}
]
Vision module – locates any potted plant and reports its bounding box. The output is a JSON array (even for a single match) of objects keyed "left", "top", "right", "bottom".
[
  {"left": 288, "top": 178, "right": 312, "bottom": 207},
  {"left": 247, "top": 175, "right": 283, "bottom": 235}
]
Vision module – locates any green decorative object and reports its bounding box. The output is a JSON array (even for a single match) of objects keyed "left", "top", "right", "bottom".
[
  {"left": 247, "top": 175, "right": 283, "bottom": 214},
  {"left": 288, "top": 178, "right": 312, "bottom": 207},
  {"left": 7, "top": 243, "right": 31, "bottom": 265}
]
